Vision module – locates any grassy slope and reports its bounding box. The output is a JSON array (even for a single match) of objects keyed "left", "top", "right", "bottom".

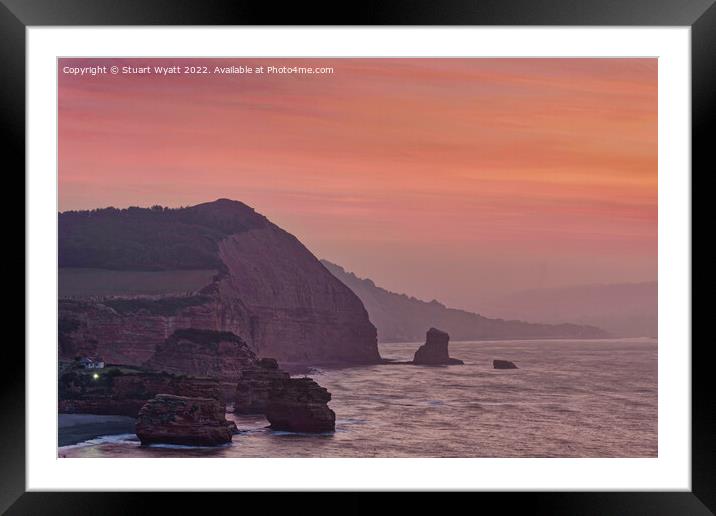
[{"left": 59, "top": 268, "right": 218, "bottom": 298}]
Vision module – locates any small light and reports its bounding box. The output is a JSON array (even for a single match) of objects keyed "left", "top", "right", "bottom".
[{"left": 92, "top": 373, "right": 99, "bottom": 380}]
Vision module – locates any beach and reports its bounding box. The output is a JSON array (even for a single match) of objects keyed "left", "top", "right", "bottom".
[{"left": 58, "top": 414, "right": 136, "bottom": 448}]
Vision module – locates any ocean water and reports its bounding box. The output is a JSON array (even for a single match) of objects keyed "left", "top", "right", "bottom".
[{"left": 60, "top": 339, "right": 657, "bottom": 458}]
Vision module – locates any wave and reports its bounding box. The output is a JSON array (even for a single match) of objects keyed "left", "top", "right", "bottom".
[
  {"left": 144, "top": 442, "right": 233, "bottom": 449},
  {"left": 59, "top": 433, "right": 138, "bottom": 450}
]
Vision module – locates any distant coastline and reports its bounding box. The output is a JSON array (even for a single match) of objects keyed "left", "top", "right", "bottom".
[{"left": 321, "top": 260, "right": 610, "bottom": 343}]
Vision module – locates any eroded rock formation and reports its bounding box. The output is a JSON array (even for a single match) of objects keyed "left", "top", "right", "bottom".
[
  {"left": 144, "top": 328, "right": 256, "bottom": 396},
  {"left": 412, "top": 328, "right": 464, "bottom": 365},
  {"left": 265, "top": 378, "right": 336, "bottom": 433},
  {"left": 234, "top": 358, "right": 290, "bottom": 414},
  {"left": 135, "top": 394, "right": 233, "bottom": 446}
]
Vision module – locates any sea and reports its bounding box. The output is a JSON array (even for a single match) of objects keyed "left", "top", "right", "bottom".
[{"left": 59, "top": 338, "right": 657, "bottom": 458}]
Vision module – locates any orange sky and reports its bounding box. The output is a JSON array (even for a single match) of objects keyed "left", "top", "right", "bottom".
[{"left": 58, "top": 58, "right": 657, "bottom": 311}]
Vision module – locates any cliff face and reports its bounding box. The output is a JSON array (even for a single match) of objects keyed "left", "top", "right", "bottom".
[
  {"left": 59, "top": 297, "right": 245, "bottom": 366},
  {"left": 217, "top": 225, "right": 379, "bottom": 363},
  {"left": 321, "top": 260, "right": 609, "bottom": 342},
  {"left": 58, "top": 199, "right": 380, "bottom": 366}
]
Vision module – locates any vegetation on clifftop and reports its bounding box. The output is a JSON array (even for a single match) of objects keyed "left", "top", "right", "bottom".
[{"left": 59, "top": 199, "right": 268, "bottom": 271}]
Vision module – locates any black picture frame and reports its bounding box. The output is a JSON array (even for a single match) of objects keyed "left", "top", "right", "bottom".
[{"left": 4, "top": 0, "right": 711, "bottom": 513}]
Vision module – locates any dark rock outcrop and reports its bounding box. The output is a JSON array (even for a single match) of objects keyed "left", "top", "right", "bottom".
[
  {"left": 412, "top": 328, "right": 464, "bottom": 365},
  {"left": 136, "top": 394, "right": 233, "bottom": 446},
  {"left": 234, "top": 358, "right": 290, "bottom": 414},
  {"left": 58, "top": 368, "right": 224, "bottom": 417},
  {"left": 493, "top": 360, "right": 518, "bottom": 369},
  {"left": 226, "top": 420, "right": 240, "bottom": 435},
  {"left": 144, "top": 328, "right": 256, "bottom": 397},
  {"left": 58, "top": 199, "right": 380, "bottom": 367},
  {"left": 265, "top": 378, "right": 335, "bottom": 433}
]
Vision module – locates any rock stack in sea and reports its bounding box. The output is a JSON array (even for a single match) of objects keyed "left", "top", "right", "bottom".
[
  {"left": 493, "top": 359, "right": 518, "bottom": 369},
  {"left": 144, "top": 328, "right": 258, "bottom": 397},
  {"left": 234, "top": 358, "right": 290, "bottom": 414},
  {"left": 412, "top": 327, "right": 464, "bottom": 365},
  {"left": 135, "top": 394, "right": 235, "bottom": 446},
  {"left": 265, "top": 377, "right": 336, "bottom": 433}
]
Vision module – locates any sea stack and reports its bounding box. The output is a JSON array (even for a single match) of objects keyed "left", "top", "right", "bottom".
[
  {"left": 234, "top": 358, "right": 290, "bottom": 414},
  {"left": 493, "top": 359, "right": 518, "bottom": 369},
  {"left": 135, "top": 394, "right": 235, "bottom": 446},
  {"left": 265, "top": 378, "right": 336, "bottom": 433},
  {"left": 144, "top": 329, "right": 257, "bottom": 398},
  {"left": 413, "top": 327, "right": 464, "bottom": 365}
]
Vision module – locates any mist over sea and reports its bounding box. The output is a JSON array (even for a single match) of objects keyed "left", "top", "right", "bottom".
[{"left": 60, "top": 339, "right": 657, "bottom": 458}]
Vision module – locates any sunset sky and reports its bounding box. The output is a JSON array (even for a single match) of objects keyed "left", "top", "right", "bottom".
[{"left": 58, "top": 58, "right": 657, "bottom": 311}]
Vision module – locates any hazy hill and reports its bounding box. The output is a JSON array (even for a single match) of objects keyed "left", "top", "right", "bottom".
[
  {"left": 481, "top": 282, "right": 657, "bottom": 338},
  {"left": 320, "top": 260, "right": 609, "bottom": 342}
]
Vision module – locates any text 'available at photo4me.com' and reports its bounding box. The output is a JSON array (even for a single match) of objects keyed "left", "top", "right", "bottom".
[{"left": 61, "top": 62, "right": 336, "bottom": 77}]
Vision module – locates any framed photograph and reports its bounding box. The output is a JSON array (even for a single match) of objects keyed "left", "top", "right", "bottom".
[{"left": 7, "top": 0, "right": 711, "bottom": 512}]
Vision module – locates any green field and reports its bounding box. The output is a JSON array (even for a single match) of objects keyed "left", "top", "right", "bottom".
[{"left": 58, "top": 268, "right": 217, "bottom": 298}]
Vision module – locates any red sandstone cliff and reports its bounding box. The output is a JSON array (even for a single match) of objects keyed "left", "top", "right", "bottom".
[
  {"left": 58, "top": 199, "right": 380, "bottom": 366},
  {"left": 216, "top": 223, "right": 379, "bottom": 363}
]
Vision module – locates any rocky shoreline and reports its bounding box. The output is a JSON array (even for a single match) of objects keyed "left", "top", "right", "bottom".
[
  {"left": 59, "top": 328, "right": 337, "bottom": 446},
  {"left": 59, "top": 326, "right": 523, "bottom": 448}
]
